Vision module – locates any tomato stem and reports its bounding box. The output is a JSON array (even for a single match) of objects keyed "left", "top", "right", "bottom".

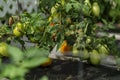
[{"left": 84, "top": 23, "right": 89, "bottom": 34}]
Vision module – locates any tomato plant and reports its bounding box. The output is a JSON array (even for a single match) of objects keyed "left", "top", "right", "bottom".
[
  {"left": 4, "top": 0, "right": 120, "bottom": 65},
  {"left": 0, "top": 0, "right": 120, "bottom": 79}
]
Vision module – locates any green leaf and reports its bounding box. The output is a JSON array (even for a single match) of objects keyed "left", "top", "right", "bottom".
[
  {"left": 2, "top": 65, "right": 28, "bottom": 79},
  {"left": 102, "top": 19, "right": 107, "bottom": 24},
  {"left": 108, "top": 24, "right": 115, "bottom": 29},
  {"left": 21, "top": 57, "right": 48, "bottom": 68},
  {"left": 39, "top": 76, "right": 48, "bottom": 80},
  {"left": 24, "top": 48, "right": 49, "bottom": 58},
  {"left": 0, "top": 58, "right": 1, "bottom": 64},
  {"left": 72, "top": 2, "right": 81, "bottom": 11},
  {"left": 65, "top": 3, "right": 72, "bottom": 12},
  {"left": 21, "top": 48, "right": 50, "bottom": 68},
  {"left": 8, "top": 46, "right": 24, "bottom": 64}
]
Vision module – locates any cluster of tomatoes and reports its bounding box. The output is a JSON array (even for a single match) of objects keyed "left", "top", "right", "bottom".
[
  {"left": 83, "top": 0, "right": 100, "bottom": 17},
  {"left": 58, "top": 39, "right": 109, "bottom": 66},
  {"left": 0, "top": 0, "right": 119, "bottom": 67}
]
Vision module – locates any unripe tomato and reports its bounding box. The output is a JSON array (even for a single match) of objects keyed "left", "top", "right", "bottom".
[
  {"left": 0, "top": 42, "right": 8, "bottom": 57},
  {"left": 80, "top": 49, "right": 89, "bottom": 60},
  {"left": 15, "top": 22, "right": 23, "bottom": 32},
  {"left": 49, "top": 22, "right": 55, "bottom": 27},
  {"left": 48, "top": 16, "right": 52, "bottom": 22},
  {"left": 98, "top": 45, "right": 109, "bottom": 55},
  {"left": 40, "top": 58, "right": 52, "bottom": 67},
  {"left": 61, "top": 0, "right": 65, "bottom": 6},
  {"left": 13, "top": 27, "right": 22, "bottom": 37},
  {"left": 84, "top": 0, "right": 91, "bottom": 7},
  {"left": 59, "top": 40, "right": 72, "bottom": 54},
  {"left": 16, "top": 22, "right": 23, "bottom": 30},
  {"left": 92, "top": 2, "right": 100, "bottom": 17},
  {"left": 86, "top": 37, "right": 91, "bottom": 44},
  {"left": 13, "top": 22, "right": 23, "bottom": 37},
  {"left": 90, "top": 50, "right": 101, "bottom": 65},
  {"left": 72, "top": 48, "right": 79, "bottom": 56}
]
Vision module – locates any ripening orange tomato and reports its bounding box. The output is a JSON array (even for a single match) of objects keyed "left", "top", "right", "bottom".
[
  {"left": 49, "top": 22, "right": 55, "bottom": 27},
  {"left": 59, "top": 40, "right": 72, "bottom": 54},
  {"left": 40, "top": 58, "right": 52, "bottom": 67}
]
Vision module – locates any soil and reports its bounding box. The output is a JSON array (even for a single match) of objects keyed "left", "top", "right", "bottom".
[{"left": 25, "top": 59, "right": 120, "bottom": 80}]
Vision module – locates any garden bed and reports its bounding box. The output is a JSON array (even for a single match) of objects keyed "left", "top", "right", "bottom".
[
  {"left": 26, "top": 59, "right": 120, "bottom": 80},
  {"left": 2, "top": 57, "right": 120, "bottom": 80}
]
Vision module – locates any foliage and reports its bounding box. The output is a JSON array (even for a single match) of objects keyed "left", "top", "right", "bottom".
[
  {"left": 0, "top": 0, "right": 120, "bottom": 79},
  {"left": 0, "top": 46, "right": 49, "bottom": 80}
]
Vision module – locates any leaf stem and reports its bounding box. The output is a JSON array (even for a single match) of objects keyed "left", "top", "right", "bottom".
[{"left": 84, "top": 23, "right": 89, "bottom": 34}]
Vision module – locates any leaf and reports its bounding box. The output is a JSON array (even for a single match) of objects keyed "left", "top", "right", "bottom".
[
  {"left": 72, "top": 2, "right": 81, "bottom": 11},
  {"left": 2, "top": 65, "right": 28, "bottom": 79},
  {"left": 65, "top": 3, "right": 72, "bottom": 12},
  {"left": 21, "top": 57, "right": 48, "bottom": 68},
  {"left": 8, "top": 46, "right": 24, "bottom": 64},
  {"left": 108, "top": 24, "right": 115, "bottom": 29},
  {"left": 39, "top": 76, "right": 48, "bottom": 80},
  {"left": 24, "top": 48, "right": 49, "bottom": 58},
  {"left": 0, "top": 58, "right": 1, "bottom": 64},
  {"left": 56, "top": 39, "right": 64, "bottom": 51},
  {"left": 102, "top": 19, "right": 107, "bottom": 24},
  {"left": 21, "top": 48, "right": 50, "bottom": 68}
]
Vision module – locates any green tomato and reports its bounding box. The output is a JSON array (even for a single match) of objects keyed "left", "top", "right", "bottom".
[
  {"left": 0, "top": 42, "right": 8, "bottom": 57},
  {"left": 98, "top": 44, "right": 109, "bottom": 55},
  {"left": 61, "top": 0, "right": 65, "bottom": 6},
  {"left": 86, "top": 37, "right": 91, "bottom": 44},
  {"left": 83, "top": 49, "right": 89, "bottom": 60},
  {"left": 79, "top": 49, "right": 89, "bottom": 60},
  {"left": 92, "top": 2, "right": 100, "bottom": 17},
  {"left": 84, "top": 0, "right": 91, "bottom": 7},
  {"left": 13, "top": 22, "right": 24, "bottom": 37},
  {"left": 90, "top": 50, "right": 101, "bottom": 65},
  {"left": 13, "top": 27, "right": 22, "bottom": 37},
  {"left": 51, "top": 6, "right": 57, "bottom": 14},
  {"left": 16, "top": 22, "right": 23, "bottom": 30},
  {"left": 41, "top": 58, "right": 52, "bottom": 67},
  {"left": 48, "top": 16, "right": 52, "bottom": 22},
  {"left": 72, "top": 48, "right": 80, "bottom": 56}
]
